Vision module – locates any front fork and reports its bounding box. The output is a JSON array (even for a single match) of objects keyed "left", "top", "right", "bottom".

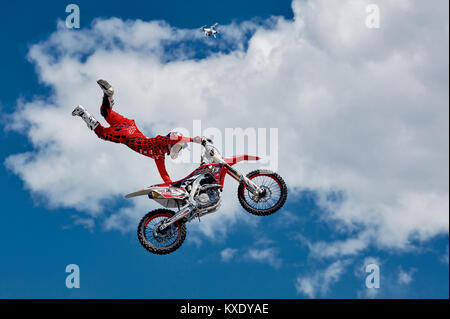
[
  {"left": 158, "top": 204, "right": 193, "bottom": 232},
  {"left": 224, "top": 164, "right": 264, "bottom": 196}
]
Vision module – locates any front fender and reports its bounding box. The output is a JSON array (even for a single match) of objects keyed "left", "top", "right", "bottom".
[{"left": 223, "top": 155, "right": 260, "bottom": 166}]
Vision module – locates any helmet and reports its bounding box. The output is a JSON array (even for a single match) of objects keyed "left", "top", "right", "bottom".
[{"left": 166, "top": 132, "right": 188, "bottom": 159}]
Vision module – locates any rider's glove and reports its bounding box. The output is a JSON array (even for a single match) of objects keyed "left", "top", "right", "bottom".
[{"left": 193, "top": 136, "right": 202, "bottom": 144}]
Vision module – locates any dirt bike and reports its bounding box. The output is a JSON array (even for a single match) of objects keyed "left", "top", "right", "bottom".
[{"left": 125, "top": 138, "right": 288, "bottom": 255}]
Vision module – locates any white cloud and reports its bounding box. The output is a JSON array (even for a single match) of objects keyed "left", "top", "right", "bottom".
[
  {"left": 308, "top": 231, "right": 374, "bottom": 259},
  {"left": 3, "top": 0, "right": 448, "bottom": 253},
  {"left": 295, "top": 259, "right": 351, "bottom": 298},
  {"left": 397, "top": 267, "right": 416, "bottom": 285},
  {"left": 245, "top": 248, "right": 282, "bottom": 268},
  {"left": 62, "top": 215, "right": 95, "bottom": 232},
  {"left": 220, "top": 248, "right": 238, "bottom": 262},
  {"left": 72, "top": 216, "right": 95, "bottom": 232}
]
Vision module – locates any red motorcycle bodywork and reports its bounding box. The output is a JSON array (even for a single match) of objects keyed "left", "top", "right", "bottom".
[
  {"left": 155, "top": 155, "right": 260, "bottom": 189},
  {"left": 125, "top": 155, "right": 260, "bottom": 204}
]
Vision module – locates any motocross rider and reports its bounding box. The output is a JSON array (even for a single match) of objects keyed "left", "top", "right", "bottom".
[{"left": 72, "top": 79, "right": 202, "bottom": 185}]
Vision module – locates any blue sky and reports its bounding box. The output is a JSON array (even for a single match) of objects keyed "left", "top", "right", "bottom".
[{"left": 0, "top": 0, "right": 448, "bottom": 299}]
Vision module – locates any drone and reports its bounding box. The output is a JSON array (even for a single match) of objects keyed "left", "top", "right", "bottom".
[{"left": 200, "top": 23, "right": 219, "bottom": 38}]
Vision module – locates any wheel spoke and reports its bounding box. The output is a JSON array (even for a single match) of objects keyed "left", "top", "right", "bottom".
[
  {"left": 144, "top": 216, "right": 179, "bottom": 248},
  {"left": 243, "top": 174, "right": 283, "bottom": 211}
]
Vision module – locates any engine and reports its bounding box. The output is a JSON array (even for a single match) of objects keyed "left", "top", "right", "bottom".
[
  {"left": 193, "top": 174, "right": 222, "bottom": 213},
  {"left": 195, "top": 187, "right": 221, "bottom": 209}
]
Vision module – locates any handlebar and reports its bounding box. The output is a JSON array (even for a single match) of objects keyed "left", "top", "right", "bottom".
[
  {"left": 200, "top": 137, "right": 224, "bottom": 164},
  {"left": 201, "top": 137, "right": 213, "bottom": 146}
]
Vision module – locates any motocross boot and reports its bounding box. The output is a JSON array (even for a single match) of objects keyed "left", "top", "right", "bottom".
[
  {"left": 72, "top": 105, "right": 100, "bottom": 130},
  {"left": 97, "top": 79, "right": 115, "bottom": 108},
  {"left": 97, "top": 79, "right": 114, "bottom": 96}
]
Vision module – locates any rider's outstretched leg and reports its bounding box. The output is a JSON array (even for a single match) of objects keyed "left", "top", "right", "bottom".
[
  {"left": 72, "top": 105, "right": 99, "bottom": 130},
  {"left": 72, "top": 79, "right": 130, "bottom": 143},
  {"left": 71, "top": 103, "right": 115, "bottom": 140},
  {"left": 99, "top": 88, "right": 114, "bottom": 119},
  {"left": 97, "top": 79, "right": 126, "bottom": 126}
]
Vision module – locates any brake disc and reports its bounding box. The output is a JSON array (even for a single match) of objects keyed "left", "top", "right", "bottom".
[
  {"left": 251, "top": 186, "right": 272, "bottom": 203},
  {"left": 153, "top": 226, "right": 177, "bottom": 244}
]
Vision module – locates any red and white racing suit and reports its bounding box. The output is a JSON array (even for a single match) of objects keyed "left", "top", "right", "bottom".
[{"left": 93, "top": 97, "right": 193, "bottom": 184}]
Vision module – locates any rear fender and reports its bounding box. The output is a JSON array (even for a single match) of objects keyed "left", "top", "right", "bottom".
[{"left": 125, "top": 186, "right": 187, "bottom": 199}]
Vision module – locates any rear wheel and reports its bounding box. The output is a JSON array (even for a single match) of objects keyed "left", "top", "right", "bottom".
[
  {"left": 238, "top": 169, "right": 287, "bottom": 216},
  {"left": 137, "top": 209, "right": 186, "bottom": 255}
]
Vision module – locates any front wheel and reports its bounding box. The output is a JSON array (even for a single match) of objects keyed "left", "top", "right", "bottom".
[
  {"left": 238, "top": 169, "right": 288, "bottom": 216},
  {"left": 137, "top": 209, "right": 186, "bottom": 255}
]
